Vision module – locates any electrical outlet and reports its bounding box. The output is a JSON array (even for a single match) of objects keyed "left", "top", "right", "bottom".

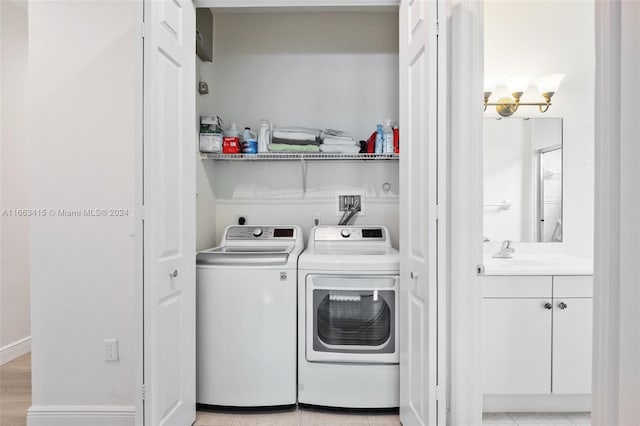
[
  {"left": 338, "top": 195, "right": 362, "bottom": 212},
  {"left": 104, "top": 339, "right": 119, "bottom": 362}
]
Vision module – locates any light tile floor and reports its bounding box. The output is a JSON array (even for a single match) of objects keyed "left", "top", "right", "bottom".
[
  {"left": 195, "top": 408, "right": 401, "bottom": 426},
  {"left": 195, "top": 409, "right": 592, "bottom": 426},
  {"left": 483, "top": 412, "right": 591, "bottom": 425}
]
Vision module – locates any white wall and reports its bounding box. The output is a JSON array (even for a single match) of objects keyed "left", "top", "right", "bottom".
[
  {"left": 203, "top": 11, "right": 399, "bottom": 139},
  {"left": 210, "top": 160, "right": 400, "bottom": 247},
  {"left": 27, "top": 1, "right": 139, "bottom": 423},
  {"left": 196, "top": 11, "right": 401, "bottom": 247},
  {"left": 484, "top": 0, "right": 594, "bottom": 258},
  {"left": 0, "top": 0, "right": 31, "bottom": 363}
]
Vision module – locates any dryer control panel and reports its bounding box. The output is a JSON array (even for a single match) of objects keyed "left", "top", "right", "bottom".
[
  {"left": 225, "top": 226, "right": 297, "bottom": 240},
  {"left": 314, "top": 226, "right": 387, "bottom": 241}
]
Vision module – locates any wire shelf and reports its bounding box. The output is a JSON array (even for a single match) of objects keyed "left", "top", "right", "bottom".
[{"left": 200, "top": 152, "right": 399, "bottom": 161}]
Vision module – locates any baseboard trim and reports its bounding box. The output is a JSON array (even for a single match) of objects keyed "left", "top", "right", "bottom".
[
  {"left": 27, "top": 405, "right": 135, "bottom": 426},
  {"left": 0, "top": 336, "right": 31, "bottom": 365},
  {"left": 483, "top": 394, "right": 591, "bottom": 413}
]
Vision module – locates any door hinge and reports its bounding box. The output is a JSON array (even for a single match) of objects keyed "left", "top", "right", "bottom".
[
  {"left": 138, "top": 205, "right": 146, "bottom": 221},
  {"left": 141, "top": 22, "right": 145, "bottom": 39},
  {"left": 434, "top": 205, "right": 440, "bottom": 220},
  {"left": 435, "top": 385, "right": 440, "bottom": 401},
  {"left": 141, "top": 384, "right": 147, "bottom": 400},
  {"left": 436, "top": 20, "right": 439, "bottom": 36}
]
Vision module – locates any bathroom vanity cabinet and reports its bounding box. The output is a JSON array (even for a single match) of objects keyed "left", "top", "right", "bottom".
[{"left": 482, "top": 275, "right": 593, "bottom": 397}]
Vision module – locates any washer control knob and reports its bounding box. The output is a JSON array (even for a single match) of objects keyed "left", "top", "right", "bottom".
[
  {"left": 253, "top": 228, "right": 263, "bottom": 237},
  {"left": 340, "top": 229, "right": 351, "bottom": 238}
]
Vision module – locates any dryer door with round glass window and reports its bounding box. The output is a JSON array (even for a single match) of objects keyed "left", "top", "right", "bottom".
[{"left": 306, "top": 275, "right": 399, "bottom": 364}]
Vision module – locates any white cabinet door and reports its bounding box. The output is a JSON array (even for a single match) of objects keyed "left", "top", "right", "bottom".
[
  {"left": 143, "top": 0, "right": 197, "bottom": 425},
  {"left": 399, "top": 0, "right": 440, "bottom": 425},
  {"left": 482, "top": 298, "right": 552, "bottom": 394},
  {"left": 552, "top": 298, "right": 593, "bottom": 394}
]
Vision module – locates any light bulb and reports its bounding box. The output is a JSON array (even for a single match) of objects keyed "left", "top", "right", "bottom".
[{"left": 536, "top": 73, "right": 565, "bottom": 95}]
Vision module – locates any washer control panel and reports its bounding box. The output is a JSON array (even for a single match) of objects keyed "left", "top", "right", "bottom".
[
  {"left": 314, "top": 227, "right": 386, "bottom": 241},
  {"left": 225, "top": 226, "right": 296, "bottom": 240}
]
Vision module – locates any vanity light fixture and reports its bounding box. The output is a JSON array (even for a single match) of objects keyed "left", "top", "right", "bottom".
[{"left": 484, "top": 74, "right": 565, "bottom": 117}]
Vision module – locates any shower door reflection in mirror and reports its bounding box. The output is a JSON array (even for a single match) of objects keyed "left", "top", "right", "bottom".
[{"left": 484, "top": 118, "right": 563, "bottom": 243}]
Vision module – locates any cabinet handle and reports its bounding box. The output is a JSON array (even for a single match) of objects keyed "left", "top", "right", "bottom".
[
  {"left": 544, "top": 302, "right": 552, "bottom": 310},
  {"left": 410, "top": 272, "right": 418, "bottom": 280},
  {"left": 170, "top": 269, "right": 179, "bottom": 278},
  {"left": 558, "top": 302, "right": 567, "bottom": 310}
]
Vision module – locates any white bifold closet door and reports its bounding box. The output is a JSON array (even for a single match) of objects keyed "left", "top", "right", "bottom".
[
  {"left": 399, "top": 0, "right": 440, "bottom": 425},
  {"left": 143, "top": 0, "right": 197, "bottom": 425}
]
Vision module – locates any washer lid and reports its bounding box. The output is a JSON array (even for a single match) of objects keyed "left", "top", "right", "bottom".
[{"left": 196, "top": 245, "right": 293, "bottom": 266}]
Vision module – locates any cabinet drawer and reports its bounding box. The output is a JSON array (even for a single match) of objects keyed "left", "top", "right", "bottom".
[
  {"left": 483, "top": 276, "right": 552, "bottom": 298},
  {"left": 553, "top": 276, "right": 593, "bottom": 298}
]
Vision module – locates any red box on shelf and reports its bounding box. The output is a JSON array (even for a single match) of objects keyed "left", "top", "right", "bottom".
[{"left": 222, "top": 137, "right": 240, "bottom": 154}]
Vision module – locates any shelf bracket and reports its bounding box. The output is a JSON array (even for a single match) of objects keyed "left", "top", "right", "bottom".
[{"left": 300, "top": 156, "right": 308, "bottom": 196}]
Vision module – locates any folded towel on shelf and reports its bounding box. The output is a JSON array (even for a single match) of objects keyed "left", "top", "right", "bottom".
[
  {"left": 271, "top": 136, "right": 320, "bottom": 146},
  {"left": 268, "top": 143, "right": 320, "bottom": 153},
  {"left": 319, "top": 144, "right": 361, "bottom": 154},
  {"left": 272, "top": 127, "right": 321, "bottom": 142},
  {"left": 321, "top": 136, "right": 357, "bottom": 146},
  {"left": 321, "top": 129, "right": 354, "bottom": 141}
]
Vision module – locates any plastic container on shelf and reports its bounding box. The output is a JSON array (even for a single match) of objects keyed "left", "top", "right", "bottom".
[
  {"left": 258, "top": 120, "right": 272, "bottom": 153},
  {"left": 243, "top": 127, "right": 256, "bottom": 141},
  {"left": 375, "top": 124, "right": 384, "bottom": 153},
  {"left": 393, "top": 125, "right": 399, "bottom": 154},
  {"left": 222, "top": 137, "right": 240, "bottom": 153},
  {"left": 383, "top": 119, "right": 394, "bottom": 153},
  {"left": 241, "top": 127, "right": 258, "bottom": 154},
  {"left": 224, "top": 122, "right": 241, "bottom": 139}
]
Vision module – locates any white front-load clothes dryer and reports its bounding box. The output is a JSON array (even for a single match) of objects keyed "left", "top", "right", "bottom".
[
  {"left": 196, "top": 225, "right": 303, "bottom": 407},
  {"left": 297, "top": 226, "right": 400, "bottom": 409}
]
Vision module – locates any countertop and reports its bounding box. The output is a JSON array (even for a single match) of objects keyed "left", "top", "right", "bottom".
[{"left": 483, "top": 254, "right": 593, "bottom": 276}]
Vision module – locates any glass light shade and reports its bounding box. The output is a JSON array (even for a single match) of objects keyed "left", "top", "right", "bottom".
[
  {"left": 484, "top": 78, "right": 497, "bottom": 93},
  {"left": 507, "top": 76, "right": 530, "bottom": 94},
  {"left": 536, "top": 73, "right": 565, "bottom": 94}
]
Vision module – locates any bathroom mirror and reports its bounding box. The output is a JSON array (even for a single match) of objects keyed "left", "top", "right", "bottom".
[{"left": 484, "top": 118, "right": 563, "bottom": 243}]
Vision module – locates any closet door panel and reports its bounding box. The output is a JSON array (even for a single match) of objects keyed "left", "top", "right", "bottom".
[{"left": 399, "top": 1, "right": 439, "bottom": 425}]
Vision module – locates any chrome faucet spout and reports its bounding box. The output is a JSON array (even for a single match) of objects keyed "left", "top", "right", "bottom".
[{"left": 493, "top": 240, "right": 515, "bottom": 258}]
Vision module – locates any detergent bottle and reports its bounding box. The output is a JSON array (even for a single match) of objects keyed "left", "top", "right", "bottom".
[{"left": 382, "top": 119, "right": 394, "bottom": 153}]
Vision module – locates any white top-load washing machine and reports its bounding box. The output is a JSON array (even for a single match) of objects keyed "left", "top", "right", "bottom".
[
  {"left": 297, "top": 226, "right": 400, "bottom": 409},
  {"left": 196, "top": 225, "right": 303, "bottom": 407}
]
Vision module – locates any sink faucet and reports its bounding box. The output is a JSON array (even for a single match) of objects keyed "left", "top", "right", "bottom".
[{"left": 493, "top": 240, "right": 515, "bottom": 258}]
